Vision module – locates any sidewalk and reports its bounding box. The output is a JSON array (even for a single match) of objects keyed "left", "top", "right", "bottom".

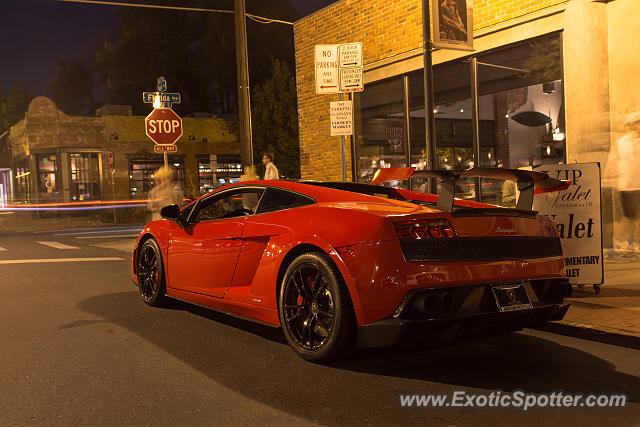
[{"left": 545, "top": 255, "right": 640, "bottom": 349}]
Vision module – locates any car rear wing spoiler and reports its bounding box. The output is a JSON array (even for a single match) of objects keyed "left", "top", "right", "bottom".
[{"left": 410, "top": 167, "right": 568, "bottom": 212}]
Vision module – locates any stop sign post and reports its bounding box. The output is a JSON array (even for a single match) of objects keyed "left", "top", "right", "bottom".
[{"left": 145, "top": 107, "right": 183, "bottom": 169}]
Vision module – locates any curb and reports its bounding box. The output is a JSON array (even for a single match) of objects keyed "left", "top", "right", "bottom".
[{"left": 541, "top": 321, "right": 640, "bottom": 350}]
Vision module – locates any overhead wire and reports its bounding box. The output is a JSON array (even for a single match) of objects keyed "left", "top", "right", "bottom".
[{"left": 58, "top": 0, "right": 293, "bottom": 25}]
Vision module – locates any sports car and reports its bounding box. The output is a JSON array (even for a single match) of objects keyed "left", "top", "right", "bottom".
[{"left": 132, "top": 168, "right": 570, "bottom": 362}]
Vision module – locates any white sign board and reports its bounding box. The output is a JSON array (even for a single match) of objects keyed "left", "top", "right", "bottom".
[
  {"left": 339, "top": 68, "right": 363, "bottom": 93},
  {"left": 339, "top": 42, "right": 362, "bottom": 67},
  {"left": 315, "top": 45, "right": 339, "bottom": 94},
  {"left": 533, "top": 163, "right": 603, "bottom": 285},
  {"left": 330, "top": 101, "right": 353, "bottom": 136},
  {"left": 315, "top": 43, "right": 364, "bottom": 94}
]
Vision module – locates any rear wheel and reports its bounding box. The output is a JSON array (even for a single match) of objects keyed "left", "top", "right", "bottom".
[
  {"left": 137, "top": 238, "right": 169, "bottom": 307},
  {"left": 278, "top": 252, "right": 355, "bottom": 362}
]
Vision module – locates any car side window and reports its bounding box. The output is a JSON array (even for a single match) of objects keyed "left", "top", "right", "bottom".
[
  {"left": 192, "top": 188, "right": 264, "bottom": 222},
  {"left": 256, "top": 188, "right": 315, "bottom": 214}
]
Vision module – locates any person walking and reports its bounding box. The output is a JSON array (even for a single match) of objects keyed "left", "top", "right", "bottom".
[
  {"left": 262, "top": 153, "right": 279, "bottom": 180},
  {"left": 147, "top": 166, "right": 184, "bottom": 221},
  {"left": 616, "top": 112, "right": 640, "bottom": 254}
]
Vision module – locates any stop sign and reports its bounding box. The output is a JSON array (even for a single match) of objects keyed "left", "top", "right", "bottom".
[{"left": 145, "top": 108, "right": 183, "bottom": 145}]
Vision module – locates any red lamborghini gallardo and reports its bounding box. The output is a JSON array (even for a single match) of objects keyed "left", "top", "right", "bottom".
[{"left": 132, "top": 168, "right": 570, "bottom": 362}]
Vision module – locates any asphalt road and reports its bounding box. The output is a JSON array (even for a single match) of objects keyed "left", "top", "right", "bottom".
[{"left": 1, "top": 226, "right": 639, "bottom": 426}]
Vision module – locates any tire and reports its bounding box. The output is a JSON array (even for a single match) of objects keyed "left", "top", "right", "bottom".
[
  {"left": 137, "top": 238, "right": 169, "bottom": 307},
  {"left": 278, "top": 252, "right": 356, "bottom": 362}
]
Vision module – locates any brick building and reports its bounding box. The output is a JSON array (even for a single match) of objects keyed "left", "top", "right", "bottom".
[
  {"left": 3, "top": 96, "right": 241, "bottom": 205},
  {"left": 293, "top": 0, "right": 640, "bottom": 247}
]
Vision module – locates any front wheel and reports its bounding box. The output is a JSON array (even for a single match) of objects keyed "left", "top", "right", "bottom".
[
  {"left": 278, "top": 252, "right": 355, "bottom": 362},
  {"left": 137, "top": 238, "right": 169, "bottom": 307}
]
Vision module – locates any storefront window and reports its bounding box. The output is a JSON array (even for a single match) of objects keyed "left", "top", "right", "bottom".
[
  {"left": 128, "top": 156, "right": 185, "bottom": 198},
  {"left": 69, "top": 153, "right": 100, "bottom": 201},
  {"left": 477, "top": 33, "right": 564, "bottom": 205},
  {"left": 37, "top": 154, "right": 57, "bottom": 195},
  {"left": 356, "top": 77, "right": 406, "bottom": 183},
  {"left": 197, "top": 154, "right": 242, "bottom": 194},
  {"left": 408, "top": 60, "right": 476, "bottom": 197},
  {"left": 14, "top": 166, "right": 30, "bottom": 202},
  {"left": 0, "top": 169, "right": 11, "bottom": 207},
  {"left": 355, "top": 33, "right": 564, "bottom": 203},
  {"left": 198, "top": 159, "right": 214, "bottom": 193}
]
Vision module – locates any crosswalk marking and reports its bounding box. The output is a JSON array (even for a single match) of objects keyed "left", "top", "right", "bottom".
[
  {"left": 0, "top": 257, "right": 124, "bottom": 265},
  {"left": 37, "top": 241, "right": 80, "bottom": 250}
]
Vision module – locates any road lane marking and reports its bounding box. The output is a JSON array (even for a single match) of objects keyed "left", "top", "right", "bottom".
[
  {"left": 0, "top": 257, "right": 124, "bottom": 265},
  {"left": 53, "top": 228, "right": 142, "bottom": 236},
  {"left": 37, "top": 241, "right": 80, "bottom": 250},
  {"left": 75, "top": 234, "right": 140, "bottom": 239}
]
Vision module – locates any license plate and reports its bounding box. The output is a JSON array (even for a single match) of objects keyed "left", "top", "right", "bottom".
[{"left": 492, "top": 283, "right": 533, "bottom": 312}]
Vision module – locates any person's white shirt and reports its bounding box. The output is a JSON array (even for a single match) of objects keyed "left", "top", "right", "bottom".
[{"left": 264, "top": 162, "right": 279, "bottom": 180}]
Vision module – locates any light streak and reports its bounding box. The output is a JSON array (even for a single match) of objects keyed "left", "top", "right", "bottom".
[
  {"left": 6, "top": 199, "right": 150, "bottom": 208},
  {"left": 1, "top": 204, "right": 147, "bottom": 212}
]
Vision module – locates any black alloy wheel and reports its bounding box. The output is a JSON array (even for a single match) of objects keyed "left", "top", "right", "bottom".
[
  {"left": 278, "top": 252, "right": 355, "bottom": 362},
  {"left": 137, "top": 238, "right": 169, "bottom": 307}
]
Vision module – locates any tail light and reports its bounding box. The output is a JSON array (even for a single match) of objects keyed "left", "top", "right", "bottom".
[{"left": 394, "top": 219, "right": 456, "bottom": 239}]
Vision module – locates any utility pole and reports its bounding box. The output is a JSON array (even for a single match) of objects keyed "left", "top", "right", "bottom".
[
  {"left": 422, "top": 0, "right": 437, "bottom": 192},
  {"left": 234, "top": 0, "right": 254, "bottom": 167}
]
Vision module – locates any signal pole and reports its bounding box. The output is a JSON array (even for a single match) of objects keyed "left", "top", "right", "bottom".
[
  {"left": 234, "top": 0, "right": 254, "bottom": 167},
  {"left": 422, "top": 0, "right": 437, "bottom": 192}
]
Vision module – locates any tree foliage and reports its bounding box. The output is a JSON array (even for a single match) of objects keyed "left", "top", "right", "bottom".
[
  {"left": 88, "top": 0, "right": 298, "bottom": 116},
  {"left": 45, "top": 0, "right": 301, "bottom": 175},
  {"left": 0, "top": 85, "right": 32, "bottom": 134},
  {"left": 50, "top": 56, "right": 100, "bottom": 116},
  {"left": 251, "top": 58, "right": 299, "bottom": 178}
]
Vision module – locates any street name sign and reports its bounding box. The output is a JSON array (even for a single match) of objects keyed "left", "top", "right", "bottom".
[
  {"left": 145, "top": 108, "right": 183, "bottom": 146},
  {"left": 330, "top": 100, "right": 353, "bottom": 136},
  {"left": 143, "top": 92, "right": 181, "bottom": 104}
]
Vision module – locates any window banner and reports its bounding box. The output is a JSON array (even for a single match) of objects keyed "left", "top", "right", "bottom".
[
  {"left": 533, "top": 163, "right": 604, "bottom": 285},
  {"left": 432, "top": 0, "right": 474, "bottom": 51}
]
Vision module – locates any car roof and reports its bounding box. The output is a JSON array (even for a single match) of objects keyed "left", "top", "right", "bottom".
[
  {"left": 190, "top": 179, "right": 495, "bottom": 211},
  {"left": 197, "top": 180, "right": 411, "bottom": 205}
]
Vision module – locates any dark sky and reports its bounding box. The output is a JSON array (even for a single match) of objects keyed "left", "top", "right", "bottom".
[{"left": 0, "top": 0, "right": 338, "bottom": 96}]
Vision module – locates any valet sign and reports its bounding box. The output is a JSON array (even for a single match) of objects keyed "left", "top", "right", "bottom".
[
  {"left": 145, "top": 108, "right": 182, "bottom": 153},
  {"left": 533, "top": 163, "right": 603, "bottom": 285}
]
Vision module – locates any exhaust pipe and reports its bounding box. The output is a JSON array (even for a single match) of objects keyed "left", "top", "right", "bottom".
[
  {"left": 439, "top": 292, "right": 453, "bottom": 312},
  {"left": 560, "top": 282, "right": 572, "bottom": 298}
]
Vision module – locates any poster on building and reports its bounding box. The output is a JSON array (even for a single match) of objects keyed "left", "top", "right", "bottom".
[
  {"left": 385, "top": 119, "right": 405, "bottom": 153},
  {"left": 330, "top": 101, "right": 353, "bottom": 136},
  {"left": 533, "top": 163, "right": 604, "bottom": 285},
  {"left": 432, "top": 0, "right": 474, "bottom": 51}
]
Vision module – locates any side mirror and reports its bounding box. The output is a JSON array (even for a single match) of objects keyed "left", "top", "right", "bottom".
[
  {"left": 160, "top": 204, "right": 180, "bottom": 220},
  {"left": 161, "top": 204, "right": 189, "bottom": 229}
]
